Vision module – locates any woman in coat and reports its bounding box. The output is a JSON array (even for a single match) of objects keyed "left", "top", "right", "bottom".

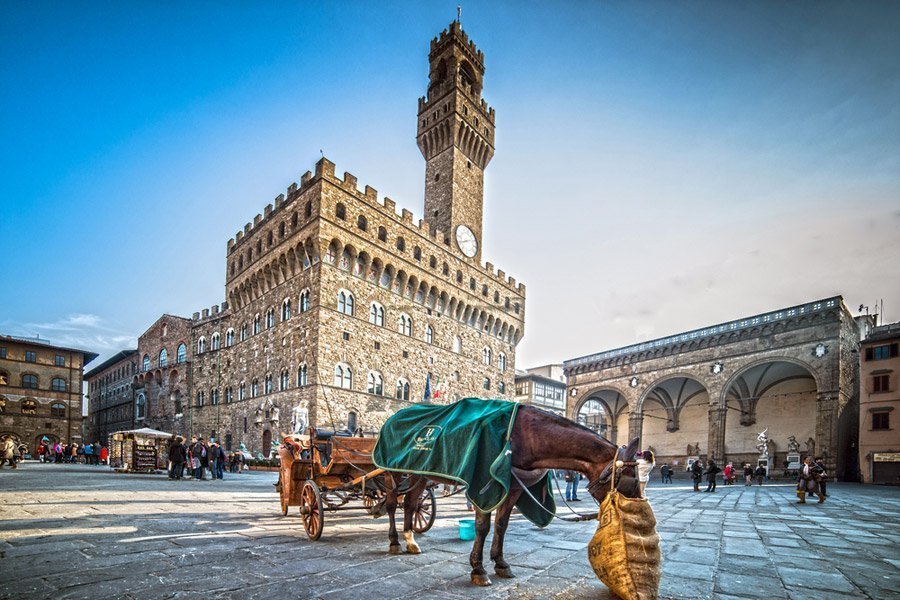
[
  {"left": 636, "top": 450, "right": 656, "bottom": 496},
  {"left": 703, "top": 459, "right": 720, "bottom": 492}
]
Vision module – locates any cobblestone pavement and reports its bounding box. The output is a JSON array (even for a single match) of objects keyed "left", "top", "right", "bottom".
[{"left": 1, "top": 463, "right": 898, "bottom": 600}]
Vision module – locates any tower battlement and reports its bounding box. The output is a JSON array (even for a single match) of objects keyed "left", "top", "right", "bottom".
[{"left": 430, "top": 21, "right": 484, "bottom": 66}]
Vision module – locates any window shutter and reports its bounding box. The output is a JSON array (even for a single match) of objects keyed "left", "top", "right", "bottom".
[
  {"left": 865, "top": 347, "right": 873, "bottom": 361},
  {"left": 891, "top": 343, "right": 899, "bottom": 358}
]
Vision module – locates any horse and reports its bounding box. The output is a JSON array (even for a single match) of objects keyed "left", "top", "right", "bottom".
[{"left": 382, "top": 405, "right": 642, "bottom": 586}]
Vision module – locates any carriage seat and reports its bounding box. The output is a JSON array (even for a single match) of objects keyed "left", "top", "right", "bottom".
[{"left": 313, "top": 428, "right": 353, "bottom": 441}]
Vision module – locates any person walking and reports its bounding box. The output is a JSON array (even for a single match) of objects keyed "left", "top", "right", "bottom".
[
  {"left": 168, "top": 437, "right": 186, "bottom": 479},
  {"left": 754, "top": 464, "right": 766, "bottom": 486},
  {"left": 1, "top": 435, "right": 17, "bottom": 469},
  {"left": 796, "top": 456, "right": 823, "bottom": 504},
  {"left": 83, "top": 442, "right": 93, "bottom": 465},
  {"left": 99, "top": 445, "right": 108, "bottom": 465},
  {"left": 564, "top": 469, "right": 580, "bottom": 501},
  {"left": 744, "top": 463, "right": 754, "bottom": 486},
  {"left": 723, "top": 463, "right": 734, "bottom": 485},
  {"left": 703, "top": 459, "right": 720, "bottom": 492},
  {"left": 190, "top": 437, "right": 204, "bottom": 479},
  {"left": 814, "top": 457, "right": 828, "bottom": 499},
  {"left": 636, "top": 450, "right": 655, "bottom": 496},
  {"left": 691, "top": 459, "right": 703, "bottom": 492}
]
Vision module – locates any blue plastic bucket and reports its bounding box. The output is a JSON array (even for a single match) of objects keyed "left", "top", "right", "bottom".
[{"left": 458, "top": 518, "right": 476, "bottom": 541}]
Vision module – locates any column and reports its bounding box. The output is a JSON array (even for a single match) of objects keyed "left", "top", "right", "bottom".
[
  {"left": 609, "top": 423, "right": 619, "bottom": 446},
  {"left": 627, "top": 412, "right": 643, "bottom": 447},
  {"left": 707, "top": 405, "right": 727, "bottom": 463},
  {"left": 816, "top": 391, "right": 838, "bottom": 476}
]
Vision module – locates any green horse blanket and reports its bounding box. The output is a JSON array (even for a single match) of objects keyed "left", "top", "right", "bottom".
[{"left": 373, "top": 398, "right": 555, "bottom": 527}]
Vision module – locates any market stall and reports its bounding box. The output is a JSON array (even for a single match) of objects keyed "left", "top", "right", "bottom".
[{"left": 108, "top": 427, "right": 173, "bottom": 473}]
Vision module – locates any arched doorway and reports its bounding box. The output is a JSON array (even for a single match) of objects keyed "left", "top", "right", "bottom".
[
  {"left": 575, "top": 390, "right": 629, "bottom": 444},
  {"left": 724, "top": 360, "right": 817, "bottom": 470},
  {"left": 262, "top": 429, "right": 272, "bottom": 458},
  {"left": 640, "top": 376, "right": 709, "bottom": 465}
]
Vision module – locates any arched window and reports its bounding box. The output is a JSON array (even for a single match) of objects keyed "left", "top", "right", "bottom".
[
  {"left": 334, "top": 364, "right": 352, "bottom": 389},
  {"left": 225, "top": 387, "right": 233, "bottom": 403},
  {"left": 251, "top": 378, "right": 259, "bottom": 398},
  {"left": 266, "top": 308, "right": 276, "bottom": 328},
  {"left": 267, "top": 230, "right": 274, "bottom": 247},
  {"left": 367, "top": 371, "right": 383, "bottom": 395},
  {"left": 136, "top": 393, "right": 146, "bottom": 419},
  {"left": 396, "top": 237, "right": 406, "bottom": 252},
  {"left": 50, "top": 403, "right": 66, "bottom": 417},
  {"left": 159, "top": 348, "right": 168, "bottom": 367},
  {"left": 211, "top": 389, "right": 219, "bottom": 405},
  {"left": 499, "top": 353, "right": 507, "bottom": 372},
  {"left": 336, "top": 203, "right": 346, "bottom": 220},
  {"left": 399, "top": 314, "right": 412, "bottom": 336},
  {"left": 347, "top": 411, "right": 358, "bottom": 433},
  {"left": 239, "top": 382, "right": 246, "bottom": 401},
  {"left": 279, "top": 221, "right": 286, "bottom": 239},
  {"left": 452, "top": 336, "right": 461, "bottom": 353},
  {"left": 280, "top": 368, "right": 290, "bottom": 391},
  {"left": 429, "top": 256, "right": 437, "bottom": 268},
  {"left": 211, "top": 333, "right": 220, "bottom": 350},
  {"left": 22, "top": 374, "right": 38, "bottom": 389},
  {"left": 197, "top": 391, "right": 205, "bottom": 407},
  {"left": 456, "top": 271, "right": 463, "bottom": 283},
  {"left": 305, "top": 201, "right": 312, "bottom": 219},
  {"left": 174, "top": 398, "right": 183, "bottom": 414},
  {"left": 425, "top": 325, "right": 433, "bottom": 344},
  {"left": 413, "top": 246, "right": 422, "bottom": 260},
  {"left": 357, "top": 215, "right": 367, "bottom": 231},
  {"left": 51, "top": 377, "right": 66, "bottom": 392},
  {"left": 300, "top": 289, "right": 311, "bottom": 312},
  {"left": 482, "top": 347, "right": 492, "bottom": 365},
  {"left": 297, "top": 364, "right": 308, "bottom": 387},
  {"left": 395, "top": 379, "right": 410, "bottom": 401},
  {"left": 142, "top": 354, "right": 150, "bottom": 371},
  {"left": 377, "top": 226, "right": 387, "bottom": 242},
  {"left": 177, "top": 343, "right": 187, "bottom": 363},
  {"left": 442, "top": 262, "right": 449, "bottom": 276},
  {"left": 265, "top": 374, "right": 273, "bottom": 394},
  {"left": 498, "top": 381, "right": 506, "bottom": 394},
  {"left": 225, "top": 330, "right": 234, "bottom": 348},
  {"left": 369, "top": 303, "right": 385, "bottom": 326},
  {"left": 282, "top": 298, "right": 292, "bottom": 321},
  {"left": 240, "top": 324, "right": 249, "bottom": 341},
  {"left": 253, "top": 314, "right": 261, "bottom": 334},
  {"left": 483, "top": 377, "right": 491, "bottom": 391},
  {"left": 338, "top": 291, "right": 354, "bottom": 315},
  {"left": 197, "top": 337, "right": 206, "bottom": 354}
]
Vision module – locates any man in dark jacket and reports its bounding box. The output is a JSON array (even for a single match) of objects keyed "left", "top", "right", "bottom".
[
  {"left": 813, "top": 456, "right": 827, "bottom": 499},
  {"left": 209, "top": 442, "right": 225, "bottom": 480},
  {"left": 691, "top": 460, "right": 703, "bottom": 492},
  {"left": 703, "top": 459, "right": 720, "bottom": 492},
  {"left": 754, "top": 464, "right": 766, "bottom": 485},
  {"left": 169, "top": 437, "right": 186, "bottom": 479}
]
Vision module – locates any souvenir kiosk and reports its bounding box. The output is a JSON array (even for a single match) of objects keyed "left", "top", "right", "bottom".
[{"left": 108, "top": 427, "right": 173, "bottom": 473}]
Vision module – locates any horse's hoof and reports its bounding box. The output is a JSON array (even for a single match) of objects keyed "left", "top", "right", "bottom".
[
  {"left": 406, "top": 544, "right": 422, "bottom": 555},
  {"left": 471, "top": 573, "right": 492, "bottom": 587},
  {"left": 388, "top": 545, "right": 402, "bottom": 555},
  {"left": 494, "top": 566, "right": 515, "bottom": 579}
]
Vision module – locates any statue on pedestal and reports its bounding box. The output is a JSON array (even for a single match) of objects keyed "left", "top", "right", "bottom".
[
  {"left": 805, "top": 437, "right": 816, "bottom": 456},
  {"left": 787, "top": 435, "right": 801, "bottom": 453}
]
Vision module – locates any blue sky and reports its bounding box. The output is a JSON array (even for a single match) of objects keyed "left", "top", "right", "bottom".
[{"left": 2, "top": 1, "right": 899, "bottom": 367}]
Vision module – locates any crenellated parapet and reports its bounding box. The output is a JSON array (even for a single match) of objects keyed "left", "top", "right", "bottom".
[{"left": 226, "top": 157, "right": 523, "bottom": 295}]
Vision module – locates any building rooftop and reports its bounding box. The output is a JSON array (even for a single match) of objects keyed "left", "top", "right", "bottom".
[
  {"left": 863, "top": 321, "right": 900, "bottom": 344},
  {"left": 83, "top": 349, "right": 139, "bottom": 379},
  {"left": 0, "top": 333, "right": 99, "bottom": 366}
]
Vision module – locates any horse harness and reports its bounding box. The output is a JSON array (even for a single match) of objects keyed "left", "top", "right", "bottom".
[{"left": 587, "top": 445, "right": 636, "bottom": 498}]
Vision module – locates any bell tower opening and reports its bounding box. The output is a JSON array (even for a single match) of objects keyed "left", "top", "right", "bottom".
[{"left": 416, "top": 21, "right": 495, "bottom": 262}]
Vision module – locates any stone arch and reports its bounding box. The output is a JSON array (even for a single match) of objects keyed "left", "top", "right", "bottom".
[
  {"left": 635, "top": 372, "right": 711, "bottom": 414},
  {"left": 719, "top": 355, "right": 823, "bottom": 407}
]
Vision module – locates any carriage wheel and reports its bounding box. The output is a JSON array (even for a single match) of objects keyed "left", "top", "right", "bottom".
[
  {"left": 412, "top": 487, "right": 436, "bottom": 534},
  {"left": 300, "top": 481, "right": 324, "bottom": 540}
]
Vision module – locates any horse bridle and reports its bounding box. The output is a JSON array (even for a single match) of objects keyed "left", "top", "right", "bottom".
[{"left": 587, "top": 445, "right": 636, "bottom": 497}]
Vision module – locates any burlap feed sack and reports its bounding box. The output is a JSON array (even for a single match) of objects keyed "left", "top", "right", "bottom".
[{"left": 588, "top": 491, "right": 661, "bottom": 600}]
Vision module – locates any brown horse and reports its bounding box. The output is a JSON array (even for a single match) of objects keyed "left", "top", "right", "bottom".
[{"left": 382, "top": 405, "right": 641, "bottom": 586}]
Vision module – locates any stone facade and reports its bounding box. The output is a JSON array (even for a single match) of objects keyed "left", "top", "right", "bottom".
[
  {"left": 100, "top": 22, "right": 525, "bottom": 457},
  {"left": 0, "top": 334, "right": 97, "bottom": 450},
  {"left": 564, "top": 297, "right": 863, "bottom": 481},
  {"left": 858, "top": 321, "right": 900, "bottom": 483},
  {"left": 84, "top": 350, "right": 138, "bottom": 444},
  {"left": 131, "top": 315, "right": 193, "bottom": 436}
]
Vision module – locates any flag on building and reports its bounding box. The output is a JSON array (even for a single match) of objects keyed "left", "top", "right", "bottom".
[{"left": 424, "top": 372, "right": 432, "bottom": 402}]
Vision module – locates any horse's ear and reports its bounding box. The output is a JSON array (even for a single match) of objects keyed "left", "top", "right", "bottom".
[{"left": 625, "top": 437, "right": 640, "bottom": 459}]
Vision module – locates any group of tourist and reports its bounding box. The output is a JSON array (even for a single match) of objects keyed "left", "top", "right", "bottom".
[
  {"left": 0, "top": 436, "right": 108, "bottom": 468},
  {"left": 35, "top": 440, "right": 107, "bottom": 465},
  {"left": 166, "top": 436, "right": 245, "bottom": 480}
]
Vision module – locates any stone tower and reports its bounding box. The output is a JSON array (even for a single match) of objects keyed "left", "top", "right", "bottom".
[{"left": 417, "top": 21, "right": 495, "bottom": 263}]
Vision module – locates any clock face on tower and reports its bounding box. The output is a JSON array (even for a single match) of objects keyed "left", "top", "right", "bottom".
[{"left": 455, "top": 225, "right": 478, "bottom": 258}]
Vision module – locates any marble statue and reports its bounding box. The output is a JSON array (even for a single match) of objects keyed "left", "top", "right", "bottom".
[
  {"left": 787, "top": 435, "right": 801, "bottom": 453},
  {"left": 805, "top": 437, "right": 816, "bottom": 456},
  {"left": 756, "top": 428, "right": 769, "bottom": 457}
]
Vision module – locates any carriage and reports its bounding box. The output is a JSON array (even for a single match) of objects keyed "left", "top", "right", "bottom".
[{"left": 276, "top": 428, "right": 437, "bottom": 540}]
